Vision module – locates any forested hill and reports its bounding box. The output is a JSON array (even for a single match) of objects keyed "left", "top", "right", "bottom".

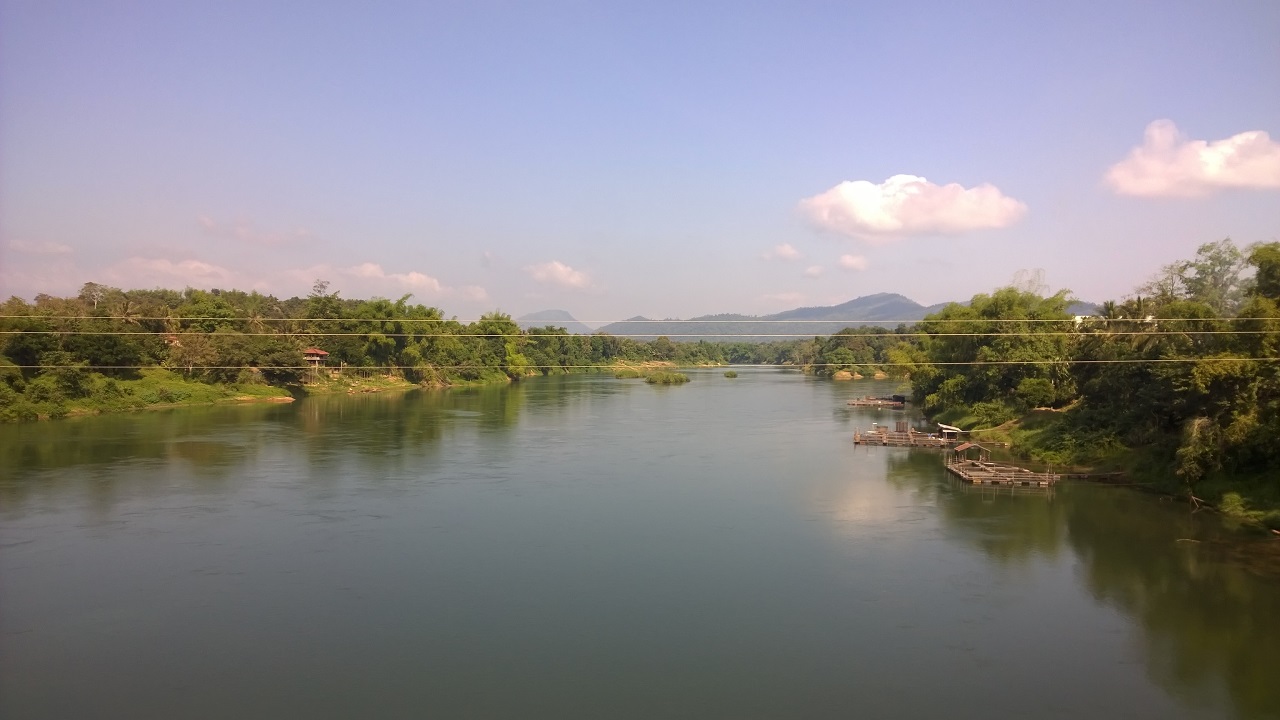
[{"left": 515, "top": 310, "right": 595, "bottom": 335}]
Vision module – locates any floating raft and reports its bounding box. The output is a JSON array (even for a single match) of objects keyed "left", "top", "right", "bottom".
[
  {"left": 945, "top": 459, "right": 1058, "bottom": 487},
  {"left": 853, "top": 428, "right": 954, "bottom": 449},
  {"left": 847, "top": 396, "right": 905, "bottom": 409}
]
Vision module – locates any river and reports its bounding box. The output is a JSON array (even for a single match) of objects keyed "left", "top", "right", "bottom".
[{"left": 2, "top": 368, "right": 1278, "bottom": 719}]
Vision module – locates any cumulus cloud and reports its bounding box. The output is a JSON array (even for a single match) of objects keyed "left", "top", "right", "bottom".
[
  {"left": 838, "top": 254, "right": 869, "bottom": 271},
  {"left": 799, "top": 175, "right": 1026, "bottom": 241},
  {"left": 763, "top": 243, "right": 802, "bottom": 260},
  {"left": 803, "top": 265, "right": 824, "bottom": 278},
  {"left": 8, "top": 239, "right": 73, "bottom": 255},
  {"left": 1106, "top": 120, "right": 1280, "bottom": 197},
  {"left": 345, "top": 262, "right": 444, "bottom": 292},
  {"left": 525, "top": 260, "right": 590, "bottom": 289}
]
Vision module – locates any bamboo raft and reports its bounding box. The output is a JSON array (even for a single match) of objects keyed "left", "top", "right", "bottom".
[{"left": 945, "top": 458, "right": 1058, "bottom": 487}]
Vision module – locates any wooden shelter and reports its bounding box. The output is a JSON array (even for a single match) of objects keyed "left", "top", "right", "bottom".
[
  {"left": 936, "top": 423, "right": 963, "bottom": 440},
  {"left": 303, "top": 348, "right": 329, "bottom": 367}
]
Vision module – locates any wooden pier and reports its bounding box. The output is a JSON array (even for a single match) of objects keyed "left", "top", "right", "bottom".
[
  {"left": 945, "top": 457, "right": 1058, "bottom": 487},
  {"left": 853, "top": 426, "right": 954, "bottom": 449}
]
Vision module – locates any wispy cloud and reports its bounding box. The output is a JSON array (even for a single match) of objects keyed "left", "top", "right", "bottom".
[
  {"left": 460, "top": 285, "right": 489, "bottom": 301},
  {"left": 197, "top": 215, "right": 312, "bottom": 245},
  {"left": 525, "top": 260, "right": 591, "bottom": 289},
  {"left": 105, "top": 257, "right": 238, "bottom": 288},
  {"left": 8, "top": 239, "right": 73, "bottom": 255},
  {"left": 761, "top": 292, "right": 804, "bottom": 306},
  {"left": 799, "top": 175, "right": 1026, "bottom": 241},
  {"left": 838, "top": 254, "right": 868, "bottom": 271},
  {"left": 763, "top": 243, "right": 802, "bottom": 260},
  {"left": 803, "top": 265, "right": 824, "bottom": 278},
  {"left": 1106, "top": 120, "right": 1280, "bottom": 197}
]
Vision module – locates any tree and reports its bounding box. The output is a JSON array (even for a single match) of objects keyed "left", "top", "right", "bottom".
[{"left": 1248, "top": 242, "right": 1280, "bottom": 301}]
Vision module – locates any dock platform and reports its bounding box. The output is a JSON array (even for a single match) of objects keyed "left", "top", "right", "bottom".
[
  {"left": 853, "top": 428, "right": 953, "bottom": 449},
  {"left": 847, "top": 396, "right": 905, "bottom": 409},
  {"left": 945, "top": 458, "right": 1058, "bottom": 487}
]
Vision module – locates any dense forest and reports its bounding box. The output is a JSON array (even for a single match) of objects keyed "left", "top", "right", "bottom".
[
  {"left": 0, "top": 279, "right": 812, "bottom": 421},
  {"left": 900, "top": 239, "right": 1280, "bottom": 528}
]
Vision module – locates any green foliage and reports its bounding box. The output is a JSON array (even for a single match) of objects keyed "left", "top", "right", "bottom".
[
  {"left": 614, "top": 368, "right": 643, "bottom": 379},
  {"left": 724, "top": 370, "right": 738, "bottom": 378},
  {"left": 909, "top": 239, "right": 1280, "bottom": 522},
  {"left": 644, "top": 371, "right": 690, "bottom": 384}
]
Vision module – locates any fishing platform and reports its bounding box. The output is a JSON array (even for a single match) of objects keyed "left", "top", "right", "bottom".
[
  {"left": 847, "top": 395, "right": 906, "bottom": 409},
  {"left": 944, "top": 442, "right": 1059, "bottom": 487},
  {"left": 852, "top": 421, "right": 955, "bottom": 449}
]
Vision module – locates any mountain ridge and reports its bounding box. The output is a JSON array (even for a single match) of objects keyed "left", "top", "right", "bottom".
[{"left": 520, "top": 293, "right": 1098, "bottom": 341}]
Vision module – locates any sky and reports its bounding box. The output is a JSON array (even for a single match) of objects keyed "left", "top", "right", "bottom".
[{"left": 1, "top": 0, "right": 1278, "bottom": 323}]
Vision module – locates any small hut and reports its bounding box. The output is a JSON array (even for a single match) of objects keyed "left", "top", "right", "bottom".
[
  {"left": 937, "top": 423, "right": 963, "bottom": 440},
  {"left": 950, "top": 441, "right": 990, "bottom": 463},
  {"left": 303, "top": 348, "right": 329, "bottom": 368}
]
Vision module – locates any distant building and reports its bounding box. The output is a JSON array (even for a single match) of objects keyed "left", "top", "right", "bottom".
[{"left": 303, "top": 348, "right": 329, "bottom": 367}]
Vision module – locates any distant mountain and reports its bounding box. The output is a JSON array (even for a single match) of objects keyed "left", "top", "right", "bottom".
[
  {"left": 596, "top": 293, "right": 944, "bottom": 341},
  {"left": 518, "top": 294, "right": 1100, "bottom": 342},
  {"left": 515, "top": 310, "right": 595, "bottom": 335}
]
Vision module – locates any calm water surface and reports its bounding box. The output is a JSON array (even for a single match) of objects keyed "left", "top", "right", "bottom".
[{"left": 2, "top": 369, "right": 1279, "bottom": 719}]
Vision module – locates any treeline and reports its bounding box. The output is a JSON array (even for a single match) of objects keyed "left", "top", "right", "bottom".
[
  {"left": 903, "top": 239, "right": 1280, "bottom": 527},
  {"left": 0, "top": 280, "right": 810, "bottom": 420}
]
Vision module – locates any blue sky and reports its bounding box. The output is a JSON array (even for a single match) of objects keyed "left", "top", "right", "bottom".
[{"left": 2, "top": 0, "right": 1278, "bottom": 322}]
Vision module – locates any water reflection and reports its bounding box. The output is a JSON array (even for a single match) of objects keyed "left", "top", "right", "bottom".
[
  {"left": 884, "top": 451, "right": 1280, "bottom": 718},
  {"left": 0, "top": 384, "right": 541, "bottom": 514},
  {"left": 1063, "top": 488, "right": 1280, "bottom": 719}
]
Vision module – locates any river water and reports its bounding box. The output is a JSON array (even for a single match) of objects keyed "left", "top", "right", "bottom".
[{"left": 2, "top": 369, "right": 1278, "bottom": 719}]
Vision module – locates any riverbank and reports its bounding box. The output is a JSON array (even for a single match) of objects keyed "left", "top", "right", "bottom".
[
  {"left": 950, "top": 408, "right": 1280, "bottom": 532},
  {"left": 2, "top": 361, "right": 682, "bottom": 422}
]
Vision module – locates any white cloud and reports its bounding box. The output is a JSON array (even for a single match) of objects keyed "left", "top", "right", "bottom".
[
  {"left": 803, "top": 265, "right": 824, "bottom": 278},
  {"left": 1106, "top": 119, "right": 1280, "bottom": 197},
  {"left": 344, "top": 262, "right": 443, "bottom": 292},
  {"left": 105, "top": 257, "right": 238, "bottom": 288},
  {"left": 460, "top": 285, "right": 489, "bottom": 301},
  {"left": 525, "top": 260, "right": 590, "bottom": 289},
  {"left": 799, "top": 174, "right": 1026, "bottom": 241},
  {"left": 763, "top": 243, "right": 802, "bottom": 260},
  {"left": 838, "top": 254, "right": 869, "bottom": 271},
  {"left": 8, "top": 239, "right": 73, "bottom": 255}
]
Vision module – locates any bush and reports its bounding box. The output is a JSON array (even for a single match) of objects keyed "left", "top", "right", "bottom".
[
  {"left": 970, "top": 401, "right": 1016, "bottom": 428},
  {"left": 724, "top": 370, "right": 738, "bottom": 378},
  {"left": 614, "top": 368, "right": 642, "bottom": 379},
  {"left": 645, "top": 371, "right": 689, "bottom": 385}
]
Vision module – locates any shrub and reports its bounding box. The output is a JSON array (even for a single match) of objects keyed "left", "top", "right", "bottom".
[
  {"left": 614, "top": 368, "right": 642, "bottom": 379},
  {"left": 724, "top": 370, "right": 738, "bottom": 378},
  {"left": 645, "top": 371, "right": 689, "bottom": 385}
]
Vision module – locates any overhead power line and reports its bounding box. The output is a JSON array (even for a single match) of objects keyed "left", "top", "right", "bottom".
[
  {"left": 0, "top": 315, "right": 1269, "bottom": 324},
  {"left": 12, "top": 358, "right": 1280, "bottom": 371},
  {"left": 2, "top": 328, "right": 1278, "bottom": 339}
]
